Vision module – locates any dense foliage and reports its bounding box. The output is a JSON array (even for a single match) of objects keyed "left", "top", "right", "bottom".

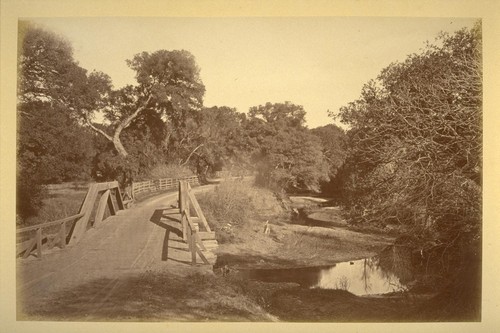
[
  {"left": 17, "top": 22, "right": 97, "bottom": 219},
  {"left": 246, "top": 102, "right": 331, "bottom": 192},
  {"left": 310, "top": 124, "right": 348, "bottom": 196},
  {"left": 336, "top": 24, "right": 481, "bottom": 265}
]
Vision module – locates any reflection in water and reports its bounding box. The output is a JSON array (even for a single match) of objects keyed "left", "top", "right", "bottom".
[
  {"left": 237, "top": 246, "right": 414, "bottom": 296},
  {"left": 314, "top": 258, "right": 406, "bottom": 295}
]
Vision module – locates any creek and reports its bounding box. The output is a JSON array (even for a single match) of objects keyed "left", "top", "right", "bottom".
[
  {"left": 235, "top": 245, "right": 415, "bottom": 296},
  {"left": 215, "top": 196, "right": 419, "bottom": 297}
]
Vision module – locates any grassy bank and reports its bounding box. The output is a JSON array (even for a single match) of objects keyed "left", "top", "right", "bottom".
[{"left": 197, "top": 180, "right": 393, "bottom": 269}]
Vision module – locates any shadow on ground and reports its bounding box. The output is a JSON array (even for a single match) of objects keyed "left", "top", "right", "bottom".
[{"left": 18, "top": 271, "right": 276, "bottom": 322}]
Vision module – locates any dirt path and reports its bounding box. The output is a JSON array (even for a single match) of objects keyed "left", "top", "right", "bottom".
[{"left": 17, "top": 185, "right": 216, "bottom": 319}]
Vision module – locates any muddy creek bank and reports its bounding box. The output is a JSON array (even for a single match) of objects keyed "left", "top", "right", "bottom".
[{"left": 209, "top": 195, "right": 440, "bottom": 321}]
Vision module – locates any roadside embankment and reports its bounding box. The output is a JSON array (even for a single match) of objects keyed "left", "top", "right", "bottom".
[{"left": 197, "top": 181, "right": 394, "bottom": 270}]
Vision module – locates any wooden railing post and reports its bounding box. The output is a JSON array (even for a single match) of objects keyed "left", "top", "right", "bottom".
[
  {"left": 36, "top": 228, "right": 42, "bottom": 259},
  {"left": 59, "top": 222, "right": 66, "bottom": 249},
  {"left": 179, "top": 180, "right": 189, "bottom": 241},
  {"left": 186, "top": 183, "right": 211, "bottom": 232},
  {"left": 69, "top": 184, "right": 98, "bottom": 244},
  {"left": 94, "top": 189, "right": 111, "bottom": 227}
]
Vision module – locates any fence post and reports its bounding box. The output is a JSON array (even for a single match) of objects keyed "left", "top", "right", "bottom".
[
  {"left": 94, "top": 189, "right": 111, "bottom": 227},
  {"left": 179, "top": 180, "right": 190, "bottom": 241},
  {"left": 36, "top": 228, "right": 42, "bottom": 259},
  {"left": 59, "top": 222, "right": 66, "bottom": 249}
]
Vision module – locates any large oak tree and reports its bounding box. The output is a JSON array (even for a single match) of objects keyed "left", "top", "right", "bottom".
[{"left": 83, "top": 50, "right": 205, "bottom": 158}]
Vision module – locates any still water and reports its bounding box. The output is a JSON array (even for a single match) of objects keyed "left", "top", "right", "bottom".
[
  {"left": 313, "top": 258, "right": 406, "bottom": 295},
  {"left": 237, "top": 247, "right": 414, "bottom": 296}
]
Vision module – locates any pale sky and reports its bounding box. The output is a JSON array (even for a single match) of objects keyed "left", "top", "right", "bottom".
[{"left": 29, "top": 17, "right": 477, "bottom": 128}]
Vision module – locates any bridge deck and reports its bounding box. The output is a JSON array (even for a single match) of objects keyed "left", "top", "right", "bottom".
[{"left": 16, "top": 186, "right": 218, "bottom": 319}]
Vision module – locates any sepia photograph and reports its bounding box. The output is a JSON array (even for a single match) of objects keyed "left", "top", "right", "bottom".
[{"left": 1, "top": 0, "right": 499, "bottom": 332}]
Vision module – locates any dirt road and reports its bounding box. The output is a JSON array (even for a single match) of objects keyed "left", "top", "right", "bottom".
[{"left": 17, "top": 185, "right": 216, "bottom": 319}]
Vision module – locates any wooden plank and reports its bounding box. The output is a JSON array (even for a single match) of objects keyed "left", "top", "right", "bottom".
[
  {"left": 22, "top": 238, "right": 37, "bottom": 259},
  {"left": 59, "top": 222, "right": 66, "bottom": 249},
  {"left": 17, "top": 213, "right": 84, "bottom": 234},
  {"left": 123, "top": 199, "right": 133, "bottom": 208},
  {"left": 107, "top": 190, "right": 116, "bottom": 216},
  {"left": 94, "top": 190, "right": 110, "bottom": 227},
  {"left": 70, "top": 184, "right": 98, "bottom": 244},
  {"left": 184, "top": 213, "right": 209, "bottom": 265},
  {"left": 198, "top": 231, "right": 216, "bottom": 240},
  {"left": 187, "top": 185, "right": 211, "bottom": 232},
  {"left": 195, "top": 245, "right": 210, "bottom": 264},
  {"left": 17, "top": 238, "right": 34, "bottom": 255},
  {"left": 47, "top": 235, "right": 56, "bottom": 249},
  {"left": 180, "top": 181, "right": 190, "bottom": 241},
  {"left": 202, "top": 240, "right": 219, "bottom": 248},
  {"left": 36, "top": 228, "right": 42, "bottom": 259},
  {"left": 193, "top": 232, "right": 206, "bottom": 251},
  {"left": 114, "top": 187, "right": 125, "bottom": 211},
  {"left": 184, "top": 214, "right": 198, "bottom": 232},
  {"left": 95, "top": 181, "right": 119, "bottom": 192},
  {"left": 187, "top": 230, "right": 196, "bottom": 264}
]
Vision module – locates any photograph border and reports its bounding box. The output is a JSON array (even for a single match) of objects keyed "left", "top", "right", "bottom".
[{"left": 1, "top": 0, "right": 499, "bottom": 332}]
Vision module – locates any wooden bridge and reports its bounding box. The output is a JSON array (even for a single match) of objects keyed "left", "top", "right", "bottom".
[{"left": 16, "top": 178, "right": 219, "bottom": 318}]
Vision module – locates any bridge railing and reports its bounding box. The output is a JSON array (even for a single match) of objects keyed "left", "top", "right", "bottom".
[
  {"left": 131, "top": 175, "right": 199, "bottom": 199},
  {"left": 16, "top": 213, "right": 84, "bottom": 259},
  {"left": 16, "top": 181, "right": 126, "bottom": 259},
  {"left": 179, "top": 180, "right": 214, "bottom": 265}
]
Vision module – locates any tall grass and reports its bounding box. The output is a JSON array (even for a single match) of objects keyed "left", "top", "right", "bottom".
[
  {"left": 19, "top": 183, "right": 88, "bottom": 227},
  {"left": 197, "top": 180, "right": 257, "bottom": 229},
  {"left": 197, "top": 180, "right": 283, "bottom": 243}
]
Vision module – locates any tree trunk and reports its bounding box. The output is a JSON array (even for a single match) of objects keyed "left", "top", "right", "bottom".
[
  {"left": 113, "top": 135, "right": 129, "bottom": 157},
  {"left": 86, "top": 95, "right": 153, "bottom": 158}
]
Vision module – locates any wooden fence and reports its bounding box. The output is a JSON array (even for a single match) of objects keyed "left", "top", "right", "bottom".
[
  {"left": 131, "top": 176, "right": 199, "bottom": 199},
  {"left": 16, "top": 181, "right": 126, "bottom": 259}
]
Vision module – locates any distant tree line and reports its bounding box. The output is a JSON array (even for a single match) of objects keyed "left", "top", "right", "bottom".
[{"left": 16, "top": 21, "right": 345, "bottom": 222}]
